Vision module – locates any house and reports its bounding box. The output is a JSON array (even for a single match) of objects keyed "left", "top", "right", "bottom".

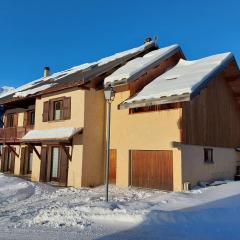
[
  {"left": 0, "top": 38, "right": 240, "bottom": 191},
  {"left": 0, "top": 39, "right": 157, "bottom": 187},
  {"left": 106, "top": 49, "right": 240, "bottom": 191}
]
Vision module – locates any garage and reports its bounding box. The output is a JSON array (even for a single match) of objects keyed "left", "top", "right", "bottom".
[{"left": 130, "top": 150, "right": 173, "bottom": 191}]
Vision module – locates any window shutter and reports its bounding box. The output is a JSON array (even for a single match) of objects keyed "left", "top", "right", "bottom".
[
  {"left": 20, "top": 147, "right": 26, "bottom": 175},
  {"left": 42, "top": 101, "right": 49, "bottom": 122},
  {"left": 3, "top": 115, "right": 7, "bottom": 127},
  {"left": 63, "top": 97, "right": 71, "bottom": 120},
  {"left": 23, "top": 112, "right": 28, "bottom": 127},
  {"left": 10, "top": 147, "right": 16, "bottom": 174},
  {"left": 24, "top": 147, "right": 29, "bottom": 175},
  {"left": 3, "top": 147, "right": 9, "bottom": 172},
  {"left": 1, "top": 147, "right": 6, "bottom": 172},
  {"left": 59, "top": 147, "right": 69, "bottom": 186},
  {"left": 49, "top": 101, "right": 54, "bottom": 121},
  {"left": 40, "top": 146, "right": 48, "bottom": 181},
  {"left": 13, "top": 114, "right": 18, "bottom": 127},
  {"left": 46, "top": 147, "right": 52, "bottom": 182}
]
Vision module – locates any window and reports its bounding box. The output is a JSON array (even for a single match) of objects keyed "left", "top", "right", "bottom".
[
  {"left": 204, "top": 148, "right": 213, "bottom": 163},
  {"left": 54, "top": 100, "right": 63, "bottom": 120},
  {"left": 7, "top": 114, "right": 14, "bottom": 127},
  {"left": 42, "top": 97, "right": 71, "bottom": 122},
  {"left": 29, "top": 111, "right": 35, "bottom": 126},
  {"left": 28, "top": 149, "right": 33, "bottom": 174},
  {"left": 51, "top": 147, "right": 60, "bottom": 181}
]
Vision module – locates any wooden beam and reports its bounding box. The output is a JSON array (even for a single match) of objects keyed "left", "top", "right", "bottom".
[
  {"left": 6, "top": 144, "right": 19, "bottom": 158},
  {"left": 26, "top": 143, "right": 41, "bottom": 160},
  {"left": 60, "top": 143, "right": 72, "bottom": 161}
]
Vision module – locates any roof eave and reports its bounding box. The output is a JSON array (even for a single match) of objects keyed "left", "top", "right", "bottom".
[{"left": 118, "top": 93, "right": 190, "bottom": 110}]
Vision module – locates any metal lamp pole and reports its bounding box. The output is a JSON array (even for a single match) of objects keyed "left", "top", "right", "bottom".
[{"left": 104, "top": 86, "right": 115, "bottom": 202}]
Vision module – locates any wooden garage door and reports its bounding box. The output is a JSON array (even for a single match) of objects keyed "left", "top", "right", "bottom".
[{"left": 131, "top": 150, "right": 173, "bottom": 191}]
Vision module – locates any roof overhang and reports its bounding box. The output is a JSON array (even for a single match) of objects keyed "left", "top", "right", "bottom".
[
  {"left": 21, "top": 127, "right": 83, "bottom": 144},
  {"left": 118, "top": 93, "right": 190, "bottom": 109},
  {"left": 118, "top": 54, "right": 236, "bottom": 110}
]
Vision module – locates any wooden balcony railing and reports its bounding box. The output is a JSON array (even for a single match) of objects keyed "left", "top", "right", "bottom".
[{"left": 0, "top": 126, "right": 33, "bottom": 142}]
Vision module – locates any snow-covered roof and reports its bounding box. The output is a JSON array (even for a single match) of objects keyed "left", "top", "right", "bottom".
[
  {"left": 22, "top": 127, "right": 83, "bottom": 142},
  {"left": 0, "top": 86, "right": 15, "bottom": 97},
  {"left": 104, "top": 44, "right": 181, "bottom": 86},
  {"left": 0, "top": 41, "right": 156, "bottom": 102},
  {"left": 120, "top": 52, "right": 234, "bottom": 109}
]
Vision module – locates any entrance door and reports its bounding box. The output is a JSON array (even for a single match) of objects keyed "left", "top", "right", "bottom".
[
  {"left": 130, "top": 150, "right": 173, "bottom": 191},
  {"left": 51, "top": 147, "right": 60, "bottom": 181}
]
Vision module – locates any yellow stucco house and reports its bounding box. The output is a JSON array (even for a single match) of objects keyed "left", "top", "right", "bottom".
[{"left": 0, "top": 38, "right": 240, "bottom": 191}]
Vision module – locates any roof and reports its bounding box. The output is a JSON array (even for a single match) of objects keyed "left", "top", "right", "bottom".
[
  {"left": 0, "top": 40, "right": 156, "bottom": 104},
  {"left": 119, "top": 52, "right": 234, "bottom": 109},
  {"left": 21, "top": 127, "right": 83, "bottom": 142},
  {"left": 104, "top": 44, "right": 181, "bottom": 86}
]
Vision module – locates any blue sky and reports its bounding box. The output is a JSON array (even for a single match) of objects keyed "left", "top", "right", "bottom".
[{"left": 0, "top": 0, "right": 239, "bottom": 87}]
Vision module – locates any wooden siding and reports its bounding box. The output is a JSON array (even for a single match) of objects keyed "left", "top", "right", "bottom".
[
  {"left": 182, "top": 74, "right": 240, "bottom": 148},
  {"left": 129, "top": 52, "right": 183, "bottom": 96},
  {"left": 130, "top": 150, "right": 173, "bottom": 191}
]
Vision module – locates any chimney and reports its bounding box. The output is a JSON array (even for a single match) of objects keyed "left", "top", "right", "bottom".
[
  {"left": 144, "top": 37, "right": 152, "bottom": 44},
  {"left": 44, "top": 66, "right": 50, "bottom": 77}
]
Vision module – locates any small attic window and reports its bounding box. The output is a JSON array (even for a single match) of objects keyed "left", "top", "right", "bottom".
[{"left": 204, "top": 148, "right": 214, "bottom": 164}]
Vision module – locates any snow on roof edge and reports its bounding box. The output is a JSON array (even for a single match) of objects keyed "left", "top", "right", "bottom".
[
  {"left": 0, "top": 40, "right": 156, "bottom": 102},
  {"left": 22, "top": 127, "right": 83, "bottom": 141},
  {"left": 119, "top": 52, "right": 234, "bottom": 109},
  {"left": 104, "top": 44, "right": 181, "bottom": 86}
]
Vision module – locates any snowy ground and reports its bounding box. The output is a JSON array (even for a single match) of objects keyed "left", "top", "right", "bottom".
[{"left": 0, "top": 174, "right": 240, "bottom": 239}]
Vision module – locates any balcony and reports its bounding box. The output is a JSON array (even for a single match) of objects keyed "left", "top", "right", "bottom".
[{"left": 0, "top": 126, "right": 34, "bottom": 143}]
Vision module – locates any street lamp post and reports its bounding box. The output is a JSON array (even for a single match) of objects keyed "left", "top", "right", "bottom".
[{"left": 104, "top": 86, "right": 115, "bottom": 202}]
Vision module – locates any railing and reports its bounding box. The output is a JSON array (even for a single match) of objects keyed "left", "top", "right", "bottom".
[{"left": 0, "top": 126, "right": 33, "bottom": 142}]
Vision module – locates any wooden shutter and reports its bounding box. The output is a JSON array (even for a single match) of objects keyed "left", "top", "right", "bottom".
[
  {"left": 3, "top": 147, "right": 9, "bottom": 172},
  {"left": 13, "top": 114, "right": 18, "bottom": 127},
  {"left": 59, "top": 147, "right": 69, "bottom": 186},
  {"left": 49, "top": 101, "right": 54, "bottom": 121},
  {"left": 42, "top": 101, "right": 49, "bottom": 122},
  {"left": 23, "top": 112, "right": 28, "bottom": 127},
  {"left": 1, "top": 147, "right": 6, "bottom": 172},
  {"left": 63, "top": 97, "right": 71, "bottom": 120},
  {"left": 40, "top": 146, "right": 48, "bottom": 181},
  {"left": 46, "top": 147, "right": 52, "bottom": 182},
  {"left": 20, "top": 147, "right": 26, "bottom": 175},
  {"left": 10, "top": 147, "right": 16, "bottom": 174},
  {"left": 3, "top": 115, "right": 7, "bottom": 127},
  {"left": 24, "top": 147, "right": 30, "bottom": 174}
]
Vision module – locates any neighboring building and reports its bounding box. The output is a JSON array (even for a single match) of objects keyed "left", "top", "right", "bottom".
[{"left": 0, "top": 39, "right": 240, "bottom": 191}]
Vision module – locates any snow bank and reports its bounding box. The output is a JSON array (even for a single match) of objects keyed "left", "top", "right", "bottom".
[
  {"left": 104, "top": 44, "right": 179, "bottom": 85},
  {"left": 122, "top": 52, "right": 233, "bottom": 105},
  {"left": 1, "top": 174, "right": 240, "bottom": 239},
  {"left": 22, "top": 127, "right": 82, "bottom": 141}
]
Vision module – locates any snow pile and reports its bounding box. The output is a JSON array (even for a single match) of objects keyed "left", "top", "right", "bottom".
[
  {"left": 1, "top": 174, "right": 240, "bottom": 239},
  {"left": 122, "top": 52, "right": 233, "bottom": 106},
  {"left": 104, "top": 44, "right": 179, "bottom": 85},
  {"left": 22, "top": 127, "right": 82, "bottom": 141},
  {"left": 0, "top": 41, "right": 154, "bottom": 100}
]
